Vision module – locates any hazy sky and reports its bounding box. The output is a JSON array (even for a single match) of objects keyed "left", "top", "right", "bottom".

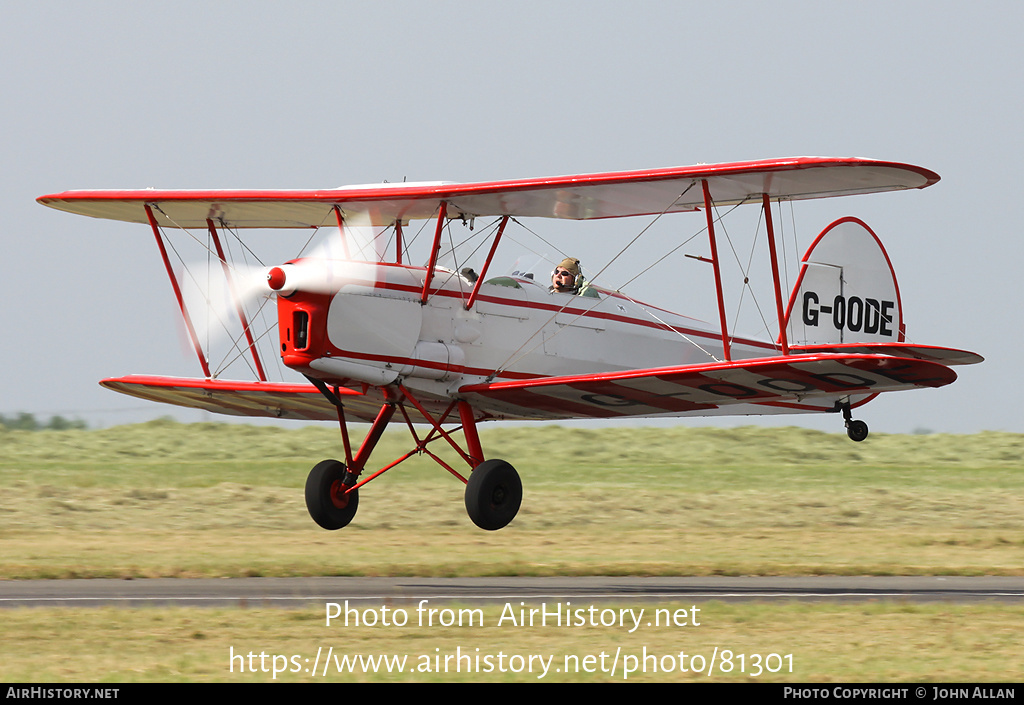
[{"left": 3, "top": 1, "right": 1021, "bottom": 434}]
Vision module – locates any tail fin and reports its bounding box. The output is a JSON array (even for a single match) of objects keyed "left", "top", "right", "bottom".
[{"left": 784, "top": 217, "right": 904, "bottom": 346}]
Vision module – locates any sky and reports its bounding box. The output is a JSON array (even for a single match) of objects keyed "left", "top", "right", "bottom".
[{"left": 2, "top": 1, "right": 1021, "bottom": 434}]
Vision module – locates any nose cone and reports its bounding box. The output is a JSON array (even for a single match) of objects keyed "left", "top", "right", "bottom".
[{"left": 267, "top": 266, "right": 288, "bottom": 291}]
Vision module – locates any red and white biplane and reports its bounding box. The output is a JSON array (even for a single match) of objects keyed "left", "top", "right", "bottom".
[{"left": 39, "top": 157, "right": 982, "bottom": 531}]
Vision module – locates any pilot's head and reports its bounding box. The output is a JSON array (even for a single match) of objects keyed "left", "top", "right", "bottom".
[{"left": 551, "top": 257, "right": 581, "bottom": 293}]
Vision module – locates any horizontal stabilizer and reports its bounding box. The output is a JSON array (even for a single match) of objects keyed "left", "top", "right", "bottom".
[{"left": 789, "top": 343, "right": 983, "bottom": 366}]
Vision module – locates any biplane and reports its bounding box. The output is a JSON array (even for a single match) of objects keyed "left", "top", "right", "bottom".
[{"left": 38, "top": 157, "right": 982, "bottom": 531}]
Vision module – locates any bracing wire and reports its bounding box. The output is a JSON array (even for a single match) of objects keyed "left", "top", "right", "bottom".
[
  {"left": 149, "top": 221, "right": 253, "bottom": 379},
  {"left": 492, "top": 184, "right": 715, "bottom": 376},
  {"left": 150, "top": 205, "right": 342, "bottom": 381}
]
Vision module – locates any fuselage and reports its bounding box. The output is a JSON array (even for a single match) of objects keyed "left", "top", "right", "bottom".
[{"left": 275, "top": 260, "right": 779, "bottom": 419}]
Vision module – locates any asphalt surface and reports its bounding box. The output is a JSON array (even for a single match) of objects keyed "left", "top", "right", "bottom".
[{"left": 2, "top": 576, "right": 1022, "bottom": 608}]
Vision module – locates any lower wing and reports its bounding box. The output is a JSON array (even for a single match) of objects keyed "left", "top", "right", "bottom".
[
  {"left": 99, "top": 376, "right": 376, "bottom": 422},
  {"left": 102, "top": 351, "right": 968, "bottom": 424},
  {"left": 458, "top": 353, "right": 960, "bottom": 421}
]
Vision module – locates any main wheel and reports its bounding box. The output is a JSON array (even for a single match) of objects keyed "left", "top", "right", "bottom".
[
  {"left": 305, "top": 459, "right": 359, "bottom": 530},
  {"left": 465, "top": 459, "right": 522, "bottom": 531},
  {"left": 846, "top": 419, "right": 869, "bottom": 442}
]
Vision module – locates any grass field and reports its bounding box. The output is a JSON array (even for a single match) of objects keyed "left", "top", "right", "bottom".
[
  {"left": 1, "top": 421, "right": 1021, "bottom": 681},
  {"left": 2, "top": 421, "right": 1021, "bottom": 578},
  {"left": 1, "top": 602, "right": 1021, "bottom": 682}
]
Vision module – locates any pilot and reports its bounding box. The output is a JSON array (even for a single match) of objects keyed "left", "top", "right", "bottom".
[
  {"left": 550, "top": 258, "right": 582, "bottom": 293},
  {"left": 550, "top": 257, "right": 598, "bottom": 297}
]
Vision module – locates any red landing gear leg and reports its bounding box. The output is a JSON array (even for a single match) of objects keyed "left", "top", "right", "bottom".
[
  {"left": 305, "top": 399, "right": 396, "bottom": 530},
  {"left": 459, "top": 401, "right": 522, "bottom": 531},
  {"left": 303, "top": 388, "right": 521, "bottom": 531}
]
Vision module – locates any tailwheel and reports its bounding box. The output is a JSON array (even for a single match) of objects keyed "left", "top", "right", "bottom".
[
  {"left": 465, "top": 459, "right": 522, "bottom": 531},
  {"left": 840, "top": 401, "right": 869, "bottom": 442},
  {"left": 846, "top": 419, "right": 869, "bottom": 442},
  {"left": 305, "top": 459, "right": 359, "bottom": 530}
]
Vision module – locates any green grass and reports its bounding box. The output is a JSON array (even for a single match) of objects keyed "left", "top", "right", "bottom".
[
  {"left": 0, "top": 602, "right": 1021, "bottom": 682},
  {"left": 1, "top": 421, "right": 1022, "bottom": 578},
  {"left": 1, "top": 421, "right": 1022, "bottom": 682}
]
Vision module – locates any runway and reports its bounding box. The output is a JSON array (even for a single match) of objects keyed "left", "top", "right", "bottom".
[{"left": 1, "top": 576, "right": 1022, "bottom": 608}]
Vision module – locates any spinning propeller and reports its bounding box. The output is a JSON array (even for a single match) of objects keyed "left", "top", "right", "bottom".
[{"left": 181, "top": 211, "right": 389, "bottom": 376}]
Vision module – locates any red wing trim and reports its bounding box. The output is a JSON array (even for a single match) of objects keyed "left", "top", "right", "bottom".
[{"left": 459, "top": 354, "right": 957, "bottom": 421}]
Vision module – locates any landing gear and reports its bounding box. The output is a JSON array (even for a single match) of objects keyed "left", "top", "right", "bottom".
[
  {"left": 302, "top": 385, "right": 520, "bottom": 532},
  {"left": 305, "top": 459, "right": 359, "bottom": 530},
  {"left": 465, "top": 459, "right": 522, "bottom": 531},
  {"left": 840, "top": 402, "right": 869, "bottom": 442},
  {"left": 846, "top": 419, "right": 869, "bottom": 442}
]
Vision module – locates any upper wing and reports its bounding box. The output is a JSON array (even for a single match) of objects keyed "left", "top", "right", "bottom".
[
  {"left": 458, "top": 354, "right": 957, "bottom": 421},
  {"left": 38, "top": 157, "right": 938, "bottom": 228}
]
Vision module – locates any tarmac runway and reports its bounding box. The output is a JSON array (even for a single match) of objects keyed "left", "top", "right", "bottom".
[{"left": 1, "top": 576, "right": 1023, "bottom": 608}]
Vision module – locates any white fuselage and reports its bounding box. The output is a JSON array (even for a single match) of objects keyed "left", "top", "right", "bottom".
[{"left": 278, "top": 261, "right": 778, "bottom": 418}]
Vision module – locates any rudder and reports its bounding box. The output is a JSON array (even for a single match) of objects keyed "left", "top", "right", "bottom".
[{"left": 784, "top": 217, "right": 904, "bottom": 346}]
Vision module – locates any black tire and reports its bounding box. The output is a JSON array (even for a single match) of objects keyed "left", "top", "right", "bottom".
[
  {"left": 465, "top": 459, "right": 522, "bottom": 531},
  {"left": 847, "top": 419, "right": 869, "bottom": 442},
  {"left": 305, "top": 459, "right": 359, "bottom": 530}
]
